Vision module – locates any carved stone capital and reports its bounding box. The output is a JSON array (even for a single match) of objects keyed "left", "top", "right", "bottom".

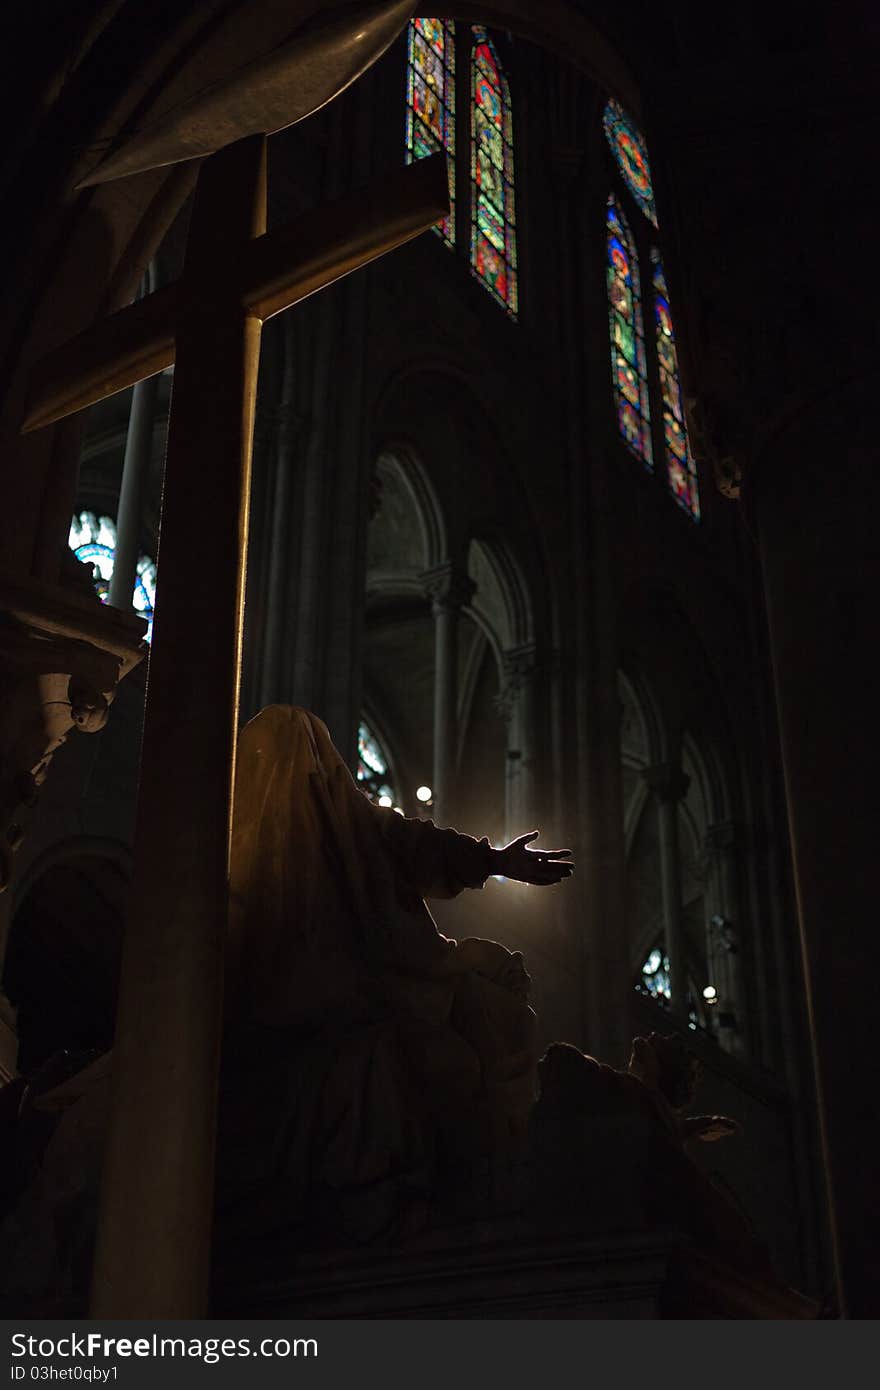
[
  {"left": 642, "top": 762, "right": 691, "bottom": 805},
  {"left": 0, "top": 570, "right": 145, "bottom": 892},
  {"left": 420, "top": 563, "right": 475, "bottom": 616}
]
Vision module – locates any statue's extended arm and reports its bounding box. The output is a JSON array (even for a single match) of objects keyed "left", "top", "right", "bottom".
[
  {"left": 374, "top": 808, "right": 573, "bottom": 900},
  {"left": 492, "top": 831, "right": 574, "bottom": 886}
]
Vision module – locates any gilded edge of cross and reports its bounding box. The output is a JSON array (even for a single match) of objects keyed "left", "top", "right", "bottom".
[{"left": 21, "top": 149, "right": 448, "bottom": 435}]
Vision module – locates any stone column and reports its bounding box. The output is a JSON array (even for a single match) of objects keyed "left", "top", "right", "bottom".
[
  {"left": 276, "top": 83, "right": 375, "bottom": 765},
  {"left": 108, "top": 265, "right": 160, "bottom": 614},
  {"left": 748, "top": 380, "right": 878, "bottom": 1317},
  {"left": 497, "top": 644, "right": 537, "bottom": 840},
  {"left": 540, "top": 54, "right": 631, "bottom": 1061},
  {"left": 421, "top": 563, "right": 474, "bottom": 827},
  {"left": 642, "top": 763, "right": 690, "bottom": 1023},
  {"left": 704, "top": 820, "right": 747, "bottom": 1056}
]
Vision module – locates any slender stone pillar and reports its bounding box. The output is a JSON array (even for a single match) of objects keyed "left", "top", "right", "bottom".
[
  {"left": 541, "top": 54, "right": 631, "bottom": 1062},
  {"left": 497, "top": 644, "right": 537, "bottom": 840},
  {"left": 108, "top": 265, "right": 160, "bottom": 613},
  {"left": 421, "top": 563, "right": 474, "bottom": 827},
  {"left": 642, "top": 763, "right": 690, "bottom": 1022},
  {"left": 704, "top": 820, "right": 747, "bottom": 1056}
]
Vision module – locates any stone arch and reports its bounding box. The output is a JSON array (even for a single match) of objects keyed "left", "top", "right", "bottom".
[
  {"left": 367, "top": 445, "right": 447, "bottom": 584},
  {"left": 369, "top": 360, "right": 549, "bottom": 833},
  {"left": 620, "top": 587, "right": 752, "bottom": 1051},
  {"left": 363, "top": 443, "right": 451, "bottom": 816},
  {"left": 5, "top": 836, "right": 131, "bottom": 1073}
]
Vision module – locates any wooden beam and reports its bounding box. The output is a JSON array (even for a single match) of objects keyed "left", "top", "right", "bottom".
[
  {"left": 243, "top": 151, "right": 449, "bottom": 320},
  {"left": 21, "top": 154, "right": 448, "bottom": 433},
  {"left": 22, "top": 285, "right": 177, "bottom": 434}
]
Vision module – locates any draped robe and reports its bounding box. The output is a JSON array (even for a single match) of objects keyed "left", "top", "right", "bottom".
[
  {"left": 0, "top": 706, "right": 540, "bottom": 1303},
  {"left": 216, "top": 705, "right": 539, "bottom": 1244}
]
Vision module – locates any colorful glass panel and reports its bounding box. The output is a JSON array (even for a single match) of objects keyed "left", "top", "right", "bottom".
[
  {"left": 68, "top": 511, "right": 157, "bottom": 641},
  {"left": 406, "top": 18, "right": 456, "bottom": 246},
  {"left": 652, "top": 252, "right": 701, "bottom": 521},
  {"left": 470, "top": 27, "right": 517, "bottom": 315},
  {"left": 603, "top": 98, "right": 657, "bottom": 226},
  {"left": 607, "top": 196, "right": 652, "bottom": 466},
  {"left": 356, "top": 720, "right": 396, "bottom": 805},
  {"left": 638, "top": 947, "right": 671, "bottom": 1001}
]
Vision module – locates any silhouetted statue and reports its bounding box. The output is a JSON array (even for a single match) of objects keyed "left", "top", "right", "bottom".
[
  {"left": 0, "top": 705, "right": 573, "bottom": 1307},
  {"left": 530, "top": 1033, "right": 771, "bottom": 1276},
  {"left": 216, "top": 704, "right": 573, "bottom": 1246},
  {"left": 1, "top": 707, "right": 794, "bottom": 1314}
]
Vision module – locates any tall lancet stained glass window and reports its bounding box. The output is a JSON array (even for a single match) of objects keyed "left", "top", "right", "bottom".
[
  {"left": 607, "top": 197, "right": 652, "bottom": 466},
  {"left": 603, "top": 98, "right": 657, "bottom": 227},
  {"left": 470, "top": 27, "right": 517, "bottom": 315},
  {"left": 406, "top": 19, "right": 456, "bottom": 246},
  {"left": 652, "top": 253, "right": 700, "bottom": 520}
]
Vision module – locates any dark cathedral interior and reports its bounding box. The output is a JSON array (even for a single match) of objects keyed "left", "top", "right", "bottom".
[{"left": 0, "top": 0, "right": 876, "bottom": 1321}]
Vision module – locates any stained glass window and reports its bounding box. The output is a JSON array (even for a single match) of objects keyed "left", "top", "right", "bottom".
[
  {"left": 607, "top": 197, "right": 652, "bottom": 466},
  {"left": 406, "top": 18, "right": 456, "bottom": 247},
  {"left": 636, "top": 943, "right": 705, "bottom": 1030},
  {"left": 638, "top": 946, "right": 671, "bottom": 1001},
  {"left": 603, "top": 98, "right": 657, "bottom": 227},
  {"left": 652, "top": 252, "right": 701, "bottom": 521},
  {"left": 69, "top": 511, "right": 157, "bottom": 641},
  {"left": 470, "top": 27, "right": 517, "bottom": 315},
  {"left": 356, "top": 720, "right": 397, "bottom": 806}
]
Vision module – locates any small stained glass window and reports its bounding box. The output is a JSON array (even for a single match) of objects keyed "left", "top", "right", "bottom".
[
  {"left": 406, "top": 18, "right": 456, "bottom": 246},
  {"left": 636, "top": 942, "right": 706, "bottom": 1030},
  {"left": 603, "top": 98, "right": 657, "bottom": 227},
  {"left": 357, "top": 720, "right": 396, "bottom": 806},
  {"left": 470, "top": 27, "right": 517, "bottom": 315},
  {"left": 638, "top": 946, "right": 671, "bottom": 1000},
  {"left": 607, "top": 197, "right": 652, "bottom": 466},
  {"left": 69, "top": 511, "right": 157, "bottom": 641},
  {"left": 652, "top": 252, "right": 701, "bottom": 521}
]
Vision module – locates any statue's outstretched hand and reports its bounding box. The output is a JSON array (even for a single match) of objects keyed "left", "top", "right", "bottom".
[{"left": 495, "top": 831, "right": 574, "bottom": 886}]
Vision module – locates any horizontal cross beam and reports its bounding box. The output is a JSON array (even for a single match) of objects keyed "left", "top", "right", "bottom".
[{"left": 22, "top": 153, "right": 448, "bottom": 434}]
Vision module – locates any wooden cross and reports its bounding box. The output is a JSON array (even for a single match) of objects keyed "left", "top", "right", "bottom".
[{"left": 21, "top": 138, "right": 447, "bottom": 1318}]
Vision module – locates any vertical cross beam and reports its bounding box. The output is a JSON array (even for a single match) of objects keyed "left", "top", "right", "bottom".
[{"left": 89, "top": 136, "right": 266, "bottom": 1317}]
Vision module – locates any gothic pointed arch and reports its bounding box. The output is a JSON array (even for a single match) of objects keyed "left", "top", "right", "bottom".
[{"left": 368, "top": 446, "right": 447, "bottom": 587}]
